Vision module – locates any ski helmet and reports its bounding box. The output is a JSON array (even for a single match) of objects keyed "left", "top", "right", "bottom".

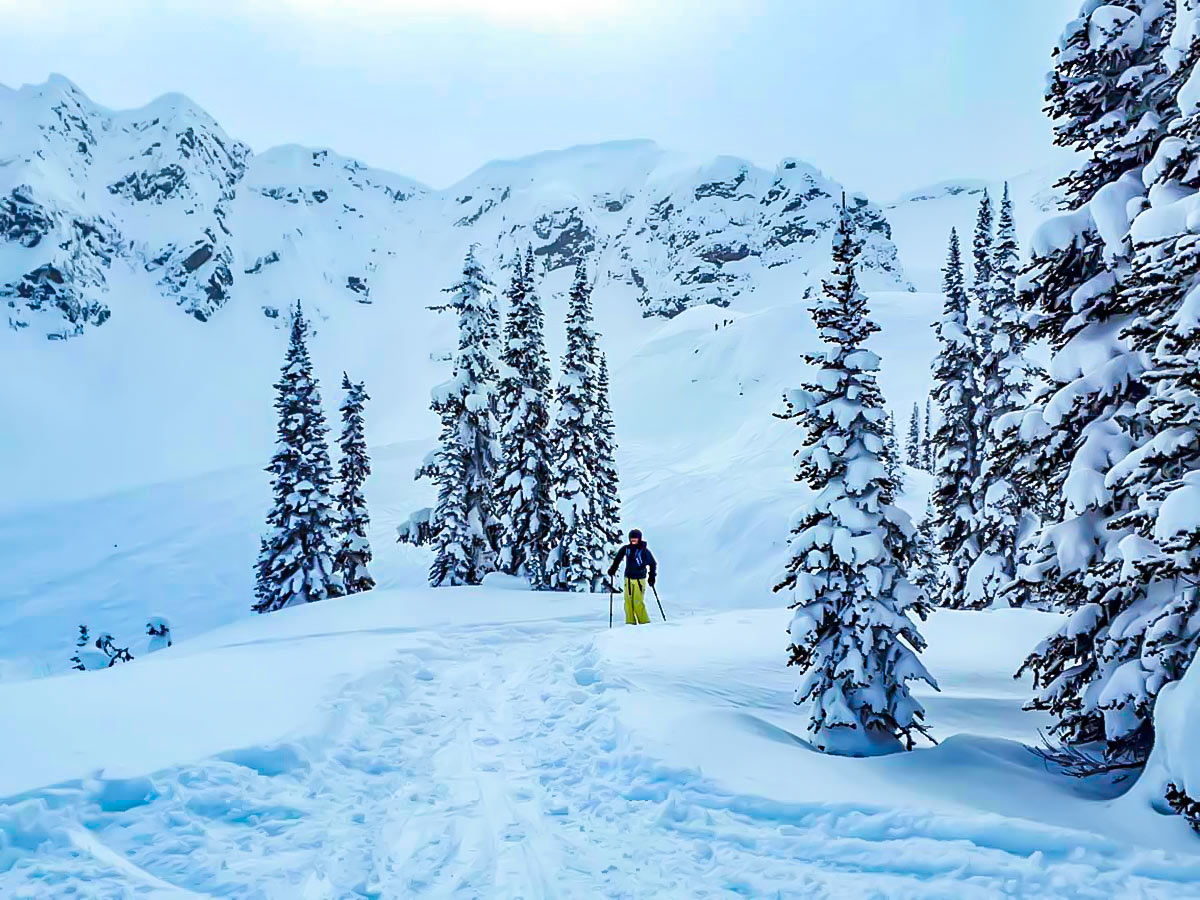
[{"left": 628, "top": 528, "right": 642, "bottom": 541}]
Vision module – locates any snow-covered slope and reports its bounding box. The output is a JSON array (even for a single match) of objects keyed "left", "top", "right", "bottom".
[
  {"left": 0, "top": 75, "right": 917, "bottom": 512},
  {"left": 0, "top": 75, "right": 1048, "bottom": 673},
  {"left": 4, "top": 589, "right": 1200, "bottom": 895},
  {"left": 5, "top": 74, "right": 1200, "bottom": 888}
]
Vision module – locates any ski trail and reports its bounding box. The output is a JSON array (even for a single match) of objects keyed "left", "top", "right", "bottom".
[{"left": 2, "top": 615, "right": 1200, "bottom": 898}]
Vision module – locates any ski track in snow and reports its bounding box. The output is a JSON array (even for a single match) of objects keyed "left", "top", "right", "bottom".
[{"left": 3, "top": 612, "right": 1200, "bottom": 899}]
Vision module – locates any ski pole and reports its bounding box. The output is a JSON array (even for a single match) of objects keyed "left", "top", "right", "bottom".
[
  {"left": 609, "top": 579, "right": 615, "bottom": 629},
  {"left": 651, "top": 584, "right": 667, "bottom": 622}
]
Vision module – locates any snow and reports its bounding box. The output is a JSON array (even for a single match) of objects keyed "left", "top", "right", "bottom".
[
  {"left": 1156, "top": 472, "right": 1200, "bottom": 542},
  {"left": 1089, "top": 5, "right": 1145, "bottom": 53},
  {"left": 4, "top": 590, "right": 1200, "bottom": 896},
  {"left": 3, "top": 76, "right": 1200, "bottom": 893},
  {"left": 1136, "top": 650, "right": 1200, "bottom": 823}
]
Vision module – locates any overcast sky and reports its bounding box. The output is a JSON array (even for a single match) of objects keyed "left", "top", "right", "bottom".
[{"left": 0, "top": 0, "right": 1077, "bottom": 199}]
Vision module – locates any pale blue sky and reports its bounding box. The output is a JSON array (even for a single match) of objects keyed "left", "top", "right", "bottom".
[{"left": 0, "top": 0, "right": 1077, "bottom": 198}]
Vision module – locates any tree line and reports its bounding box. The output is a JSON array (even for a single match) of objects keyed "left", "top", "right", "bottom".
[{"left": 780, "top": 1, "right": 1200, "bottom": 835}]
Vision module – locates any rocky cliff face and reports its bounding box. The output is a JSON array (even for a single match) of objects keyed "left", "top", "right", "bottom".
[{"left": 0, "top": 77, "right": 911, "bottom": 340}]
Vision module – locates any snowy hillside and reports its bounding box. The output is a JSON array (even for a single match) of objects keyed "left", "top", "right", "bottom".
[
  {"left": 4, "top": 590, "right": 1200, "bottom": 896},
  {"left": 0, "top": 77, "right": 1061, "bottom": 673},
  {"left": 9, "top": 68, "right": 1200, "bottom": 894}
]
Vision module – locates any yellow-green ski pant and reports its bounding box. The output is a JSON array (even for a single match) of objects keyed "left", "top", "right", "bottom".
[{"left": 624, "top": 578, "right": 650, "bottom": 625}]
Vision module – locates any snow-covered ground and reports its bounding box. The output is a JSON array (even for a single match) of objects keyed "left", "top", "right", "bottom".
[
  {"left": 5, "top": 82, "right": 1200, "bottom": 891},
  {"left": 4, "top": 588, "right": 1200, "bottom": 897}
]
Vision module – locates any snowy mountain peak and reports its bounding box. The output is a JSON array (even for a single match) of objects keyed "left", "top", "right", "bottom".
[{"left": 1, "top": 77, "right": 911, "bottom": 339}]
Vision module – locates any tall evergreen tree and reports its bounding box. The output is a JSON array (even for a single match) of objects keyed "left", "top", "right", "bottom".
[
  {"left": 1013, "top": 0, "right": 1182, "bottom": 765},
  {"left": 970, "top": 189, "right": 994, "bottom": 308},
  {"left": 966, "top": 184, "right": 1034, "bottom": 608},
  {"left": 774, "top": 207, "right": 936, "bottom": 755},
  {"left": 546, "top": 262, "right": 605, "bottom": 592},
  {"left": 1048, "top": 7, "right": 1200, "bottom": 776},
  {"left": 335, "top": 373, "right": 375, "bottom": 594},
  {"left": 930, "top": 230, "right": 981, "bottom": 608},
  {"left": 912, "top": 493, "right": 941, "bottom": 598},
  {"left": 494, "top": 247, "right": 556, "bottom": 584},
  {"left": 906, "top": 402, "right": 922, "bottom": 469},
  {"left": 426, "top": 247, "right": 502, "bottom": 587},
  {"left": 923, "top": 395, "right": 933, "bottom": 471},
  {"left": 593, "top": 349, "right": 623, "bottom": 557},
  {"left": 883, "top": 410, "right": 902, "bottom": 493},
  {"left": 253, "top": 303, "right": 343, "bottom": 613}
]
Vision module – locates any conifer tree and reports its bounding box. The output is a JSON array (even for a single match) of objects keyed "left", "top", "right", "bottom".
[
  {"left": 923, "top": 395, "right": 933, "bottom": 471},
  {"left": 930, "top": 230, "right": 981, "bottom": 608},
  {"left": 592, "top": 349, "right": 622, "bottom": 558},
  {"left": 966, "top": 184, "right": 1034, "bottom": 608},
  {"left": 253, "top": 303, "right": 343, "bottom": 613},
  {"left": 425, "top": 247, "right": 502, "bottom": 587},
  {"left": 912, "top": 494, "right": 941, "bottom": 598},
  {"left": 1014, "top": 0, "right": 1181, "bottom": 764},
  {"left": 774, "top": 207, "right": 936, "bottom": 755},
  {"left": 884, "top": 410, "right": 902, "bottom": 493},
  {"left": 1027, "top": 7, "right": 1200, "bottom": 771},
  {"left": 335, "top": 373, "right": 375, "bottom": 594},
  {"left": 546, "top": 262, "right": 605, "bottom": 591},
  {"left": 906, "top": 402, "right": 922, "bottom": 469},
  {"left": 494, "top": 247, "right": 556, "bottom": 584},
  {"left": 970, "top": 189, "right": 994, "bottom": 309}
]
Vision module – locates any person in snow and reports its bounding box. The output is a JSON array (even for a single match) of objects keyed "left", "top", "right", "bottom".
[{"left": 608, "top": 529, "right": 657, "bottom": 625}]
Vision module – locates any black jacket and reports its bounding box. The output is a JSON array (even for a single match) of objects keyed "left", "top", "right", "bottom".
[{"left": 609, "top": 542, "right": 657, "bottom": 581}]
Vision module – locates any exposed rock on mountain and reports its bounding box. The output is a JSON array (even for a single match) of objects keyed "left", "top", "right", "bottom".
[{"left": 0, "top": 77, "right": 911, "bottom": 339}]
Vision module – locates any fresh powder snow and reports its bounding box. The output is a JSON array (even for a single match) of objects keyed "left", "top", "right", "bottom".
[{"left": 3, "top": 60, "right": 1200, "bottom": 897}]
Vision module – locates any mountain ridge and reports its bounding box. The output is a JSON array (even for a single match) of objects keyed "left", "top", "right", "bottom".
[{"left": 0, "top": 76, "right": 911, "bottom": 339}]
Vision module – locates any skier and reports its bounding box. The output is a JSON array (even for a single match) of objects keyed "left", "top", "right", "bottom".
[{"left": 608, "top": 529, "right": 657, "bottom": 625}]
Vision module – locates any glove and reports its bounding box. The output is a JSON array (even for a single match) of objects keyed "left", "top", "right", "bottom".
[
  {"left": 608, "top": 566, "right": 618, "bottom": 578},
  {"left": 649, "top": 573, "right": 656, "bottom": 587}
]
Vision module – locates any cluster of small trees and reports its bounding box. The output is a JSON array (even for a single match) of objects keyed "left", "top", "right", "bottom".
[
  {"left": 926, "top": 186, "right": 1034, "bottom": 612},
  {"left": 903, "top": 398, "right": 935, "bottom": 473},
  {"left": 905, "top": 1, "right": 1200, "bottom": 827},
  {"left": 399, "top": 246, "right": 621, "bottom": 591},
  {"left": 253, "top": 304, "right": 376, "bottom": 613},
  {"left": 69, "top": 618, "right": 172, "bottom": 671}
]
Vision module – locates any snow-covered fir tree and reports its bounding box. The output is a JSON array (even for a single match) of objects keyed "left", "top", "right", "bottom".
[
  {"left": 912, "top": 494, "right": 941, "bottom": 598},
  {"left": 1014, "top": 0, "right": 1183, "bottom": 765},
  {"left": 493, "top": 247, "right": 556, "bottom": 584},
  {"left": 592, "top": 349, "right": 622, "bottom": 557},
  {"left": 970, "top": 189, "right": 994, "bottom": 310},
  {"left": 774, "top": 206, "right": 936, "bottom": 755},
  {"left": 966, "top": 184, "right": 1035, "bottom": 608},
  {"left": 545, "top": 262, "right": 606, "bottom": 592},
  {"left": 335, "top": 373, "right": 375, "bottom": 594},
  {"left": 930, "top": 229, "right": 981, "bottom": 608},
  {"left": 1084, "top": 5, "right": 1200, "bottom": 769},
  {"left": 884, "top": 410, "right": 902, "bottom": 492},
  {"left": 923, "top": 395, "right": 933, "bottom": 471},
  {"left": 906, "top": 402, "right": 922, "bottom": 469},
  {"left": 253, "top": 303, "right": 343, "bottom": 613},
  {"left": 425, "top": 247, "right": 503, "bottom": 587}
]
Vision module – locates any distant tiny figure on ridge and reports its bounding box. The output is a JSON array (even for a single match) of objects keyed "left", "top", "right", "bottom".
[{"left": 608, "top": 529, "right": 657, "bottom": 625}]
